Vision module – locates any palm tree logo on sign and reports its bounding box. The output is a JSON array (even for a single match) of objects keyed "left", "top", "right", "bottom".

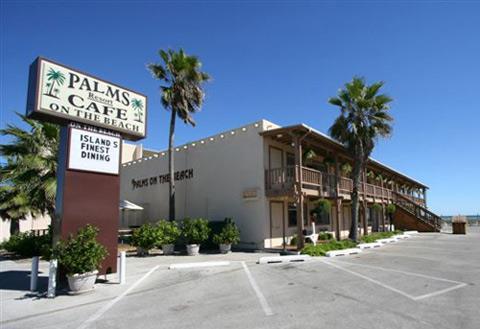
[
  {"left": 44, "top": 68, "right": 66, "bottom": 99},
  {"left": 131, "top": 98, "right": 144, "bottom": 123}
]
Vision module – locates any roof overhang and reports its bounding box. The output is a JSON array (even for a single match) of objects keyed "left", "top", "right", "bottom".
[{"left": 260, "top": 123, "right": 428, "bottom": 189}]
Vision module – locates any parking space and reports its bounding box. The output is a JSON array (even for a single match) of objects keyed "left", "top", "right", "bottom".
[{"left": 2, "top": 230, "right": 480, "bottom": 329}]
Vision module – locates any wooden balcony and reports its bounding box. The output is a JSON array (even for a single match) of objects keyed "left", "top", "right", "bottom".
[{"left": 265, "top": 166, "right": 425, "bottom": 206}]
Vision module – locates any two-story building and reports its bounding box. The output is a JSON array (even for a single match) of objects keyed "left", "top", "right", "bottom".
[{"left": 120, "top": 119, "right": 441, "bottom": 250}]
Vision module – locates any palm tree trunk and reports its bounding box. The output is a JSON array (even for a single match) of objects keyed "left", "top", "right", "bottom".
[
  {"left": 49, "top": 81, "right": 56, "bottom": 96},
  {"left": 349, "top": 156, "right": 363, "bottom": 241},
  {"left": 168, "top": 109, "right": 176, "bottom": 221},
  {"left": 9, "top": 218, "right": 20, "bottom": 235}
]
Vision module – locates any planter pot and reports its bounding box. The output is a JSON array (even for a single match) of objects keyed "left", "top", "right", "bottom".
[
  {"left": 67, "top": 270, "right": 98, "bottom": 294},
  {"left": 186, "top": 244, "right": 200, "bottom": 256},
  {"left": 136, "top": 247, "right": 149, "bottom": 256},
  {"left": 219, "top": 244, "right": 232, "bottom": 254},
  {"left": 162, "top": 244, "right": 175, "bottom": 255}
]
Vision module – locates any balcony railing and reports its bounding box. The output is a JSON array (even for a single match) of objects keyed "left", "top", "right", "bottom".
[{"left": 265, "top": 166, "right": 424, "bottom": 205}]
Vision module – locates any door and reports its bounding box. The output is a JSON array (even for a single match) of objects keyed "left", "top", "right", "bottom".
[{"left": 270, "top": 201, "right": 285, "bottom": 248}]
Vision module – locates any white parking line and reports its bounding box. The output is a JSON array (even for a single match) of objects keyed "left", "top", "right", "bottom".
[
  {"left": 241, "top": 261, "right": 273, "bottom": 316},
  {"left": 321, "top": 260, "right": 417, "bottom": 300},
  {"left": 76, "top": 265, "right": 160, "bottom": 329},
  {"left": 169, "top": 261, "right": 230, "bottom": 269},
  {"left": 321, "top": 259, "right": 467, "bottom": 301}
]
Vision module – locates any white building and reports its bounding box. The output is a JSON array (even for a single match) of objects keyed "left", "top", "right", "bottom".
[{"left": 120, "top": 119, "right": 439, "bottom": 250}]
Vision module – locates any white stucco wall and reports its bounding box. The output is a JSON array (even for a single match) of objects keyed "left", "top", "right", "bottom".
[
  {"left": 120, "top": 120, "right": 280, "bottom": 248},
  {"left": 0, "top": 213, "right": 51, "bottom": 242}
]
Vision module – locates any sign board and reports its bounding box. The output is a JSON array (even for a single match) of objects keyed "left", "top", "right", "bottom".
[
  {"left": 68, "top": 127, "right": 121, "bottom": 175},
  {"left": 27, "top": 57, "right": 147, "bottom": 141}
]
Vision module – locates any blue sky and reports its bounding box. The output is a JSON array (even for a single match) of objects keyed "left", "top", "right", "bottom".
[{"left": 1, "top": 0, "right": 479, "bottom": 215}]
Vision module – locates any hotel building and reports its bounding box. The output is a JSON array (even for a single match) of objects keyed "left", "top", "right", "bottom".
[{"left": 120, "top": 120, "right": 441, "bottom": 249}]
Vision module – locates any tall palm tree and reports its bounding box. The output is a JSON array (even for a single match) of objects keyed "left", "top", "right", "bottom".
[
  {"left": 148, "top": 49, "right": 210, "bottom": 221},
  {"left": 0, "top": 114, "right": 59, "bottom": 233},
  {"left": 328, "top": 77, "right": 393, "bottom": 241},
  {"left": 45, "top": 68, "right": 66, "bottom": 97}
]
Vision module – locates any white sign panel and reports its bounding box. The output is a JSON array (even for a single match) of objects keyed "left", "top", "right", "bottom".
[
  {"left": 27, "top": 57, "right": 146, "bottom": 140},
  {"left": 68, "top": 128, "right": 121, "bottom": 175}
]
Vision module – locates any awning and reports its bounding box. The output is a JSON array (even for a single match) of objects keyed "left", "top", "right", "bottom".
[{"left": 119, "top": 200, "right": 143, "bottom": 210}]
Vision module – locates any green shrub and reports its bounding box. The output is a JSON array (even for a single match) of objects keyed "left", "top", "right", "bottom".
[
  {"left": 131, "top": 223, "right": 160, "bottom": 250},
  {"left": 213, "top": 218, "right": 240, "bottom": 245},
  {"left": 386, "top": 204, "right": 396, "bottom": 214},
  {"left": 2, "top": 229, "right": 52, "bottom": 258},
  {"left": 301, "top": 240, "right": 357, "bottom": 257},
  {"left": 52, "top": 225, "right": 107, "bottom": 275},
  {"left": 318, "top": 232, "right": 334, "bottom": 241},
  {"left": 290, "top": 235, "right": 297, "bottom": 246},
  {"left": 157, "top": 220, "right": 181, "bottom": 245},
  {"left": 360, "top": 230, "right": 401, "bottom": 243},
  {"left": 182, "top": 218, "right": 211, "bottom": 245}
]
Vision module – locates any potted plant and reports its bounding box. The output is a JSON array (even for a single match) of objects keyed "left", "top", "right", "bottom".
[
  {"left": 181, "top": 218, "right": 211, "bottom": 256},
  {"left": 213, "top": 218, "right": 240, "bottom": 254},
  {"left": 131, "top": 223, "right": 159, "bottom": 256},
  {"left": 157, "top": 220, "right": 180, "bottom": 255},
  {"left": 386, "top": 204, "right": 396, "bottom": 231},
  {"left": 52, "top": 225, "right": 107, "bottom": 294}
]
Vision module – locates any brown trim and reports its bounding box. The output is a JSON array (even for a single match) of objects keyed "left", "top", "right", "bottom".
[{"left": 268, "top": 145, "right": 284, "bottom": 169}]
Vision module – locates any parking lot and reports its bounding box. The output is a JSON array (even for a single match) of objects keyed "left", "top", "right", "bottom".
[{"left": 2, "top": 229, "right": 480, "bottom": 329}]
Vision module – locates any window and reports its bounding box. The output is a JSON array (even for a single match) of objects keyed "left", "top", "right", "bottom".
[
  {"left": 286, "top": 153, "right": 295, "bottom": 166},
  {"left": 288, "top": 203, "right": 308, "bottom": 227}
]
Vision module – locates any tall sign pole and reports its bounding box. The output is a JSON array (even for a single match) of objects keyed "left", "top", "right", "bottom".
[{"left": 27, "top": 57, "right": 147, "bottom": 274}]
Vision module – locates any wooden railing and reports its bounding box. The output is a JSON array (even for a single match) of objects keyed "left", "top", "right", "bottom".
[
  {"left": 393, "top": 192, "right": 441, "bottom": 231},
  {"left": 265, "top": 166, "right": 424, "bottom": 204}
]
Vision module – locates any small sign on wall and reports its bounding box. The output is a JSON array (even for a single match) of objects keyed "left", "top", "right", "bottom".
[{"left": 68, "top": 127, "right": 121, "bottom": 175}]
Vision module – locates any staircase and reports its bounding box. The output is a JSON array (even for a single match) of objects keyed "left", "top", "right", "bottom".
[{"left": 393, "top": 192, "right": 442, "bottom": 232}]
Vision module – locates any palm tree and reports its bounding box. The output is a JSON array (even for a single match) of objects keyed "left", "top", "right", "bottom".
[
  {"left": 328, "top": 77, "right": 393, "bottom": 241},
  {"left": 45, "top": 68, "right": 66, "bottom": 97},
  {"left": 148, "top": 49, "right": 210, "bottom": 221},
  {"left": 131, "top": 98, "right": 144, "bottom": 123},
  {"left": 0, "top": 114, "right": 59, "bottom": 233}
]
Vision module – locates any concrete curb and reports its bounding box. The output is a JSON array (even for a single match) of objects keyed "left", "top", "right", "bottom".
[
  {"left": 168, "top": 261, "right": 231, "bottom": 269},
  {"left": 377, "top": 238, "right": 397, "bottom": 244},
  {"left": 258, "top": 255, "right": 311, "bottom": 264},
  {"left": 358, "top": 242, "right": 382, "bottom": 249},
  {"left": 326, "top": 248, "right": 362, "bottom": 257}
]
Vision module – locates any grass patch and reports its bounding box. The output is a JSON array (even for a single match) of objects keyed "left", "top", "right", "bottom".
[
  {"left": 301, "top": 240, "right": 357, "bottom": 257},
  {"left": 360, "top": 230, "right": 401, "bottom": 243}
]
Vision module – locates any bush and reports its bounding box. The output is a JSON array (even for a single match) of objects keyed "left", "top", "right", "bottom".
[
  {"left": 52, "top": 225, "right": 107, "bottom": 275},
  {"left": 182, "top": 218, "right": 211, "bottom": 245},
  {"left": 213, "top": 218, "right": 240, "bottom": 245},
  {"left": 290, "top": 235, "right": 297, "bottom": 246},
  {"left": 386, "top": 204, "right": 396, "bottom": 215},
  {"left": 360, "top": 230, "right": 401, "bottom": 243},
  {"left": 318, "top": 232, "right": 334, "bottom": 241},
  {"left": 301, "top": 240, "right": 357, "bottom": 257},
  {"left": 157, "top": 220, "right": 181, "bottom": 245},
  {"left": 131, "top": 223, "right": 160, "bottom": 250},
  {"left": 2, "top": 229, "right": 52, "bottom": 258}
]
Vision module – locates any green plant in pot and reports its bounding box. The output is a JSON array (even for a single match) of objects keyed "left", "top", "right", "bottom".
[
  {"left": 310, "top": 199, "right": 331, "bottom": 229},
  {"left": 131, "top": 223, "right": 160, "bottom": 256},
  {"left": 372, "top": 203, "right": 383, "bottom": 232},
  {"left": 52, "top": 225, "right": 107, "bottom": 294},
  {"left": 181, "top": 218, "right": 211, "bottom": 256},
  {"left": 212, "top": 218, "right": 240, "bottom": 254},
  {"left": 157, "top": 220, "right": 180, "bottom": 255},
  {"left": 386, "top": 204, "right": 396, "bottom": 232}
]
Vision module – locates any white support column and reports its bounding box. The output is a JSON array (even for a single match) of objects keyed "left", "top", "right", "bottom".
[
  {"left": 119, "top": 251, "right": 126, "bottom": 285},
  {"left": 30, "top": 256, "right": 39, "bottom": 292},
  {"left": 47, "top": 259, "right": 58, "bottom": 298}
]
